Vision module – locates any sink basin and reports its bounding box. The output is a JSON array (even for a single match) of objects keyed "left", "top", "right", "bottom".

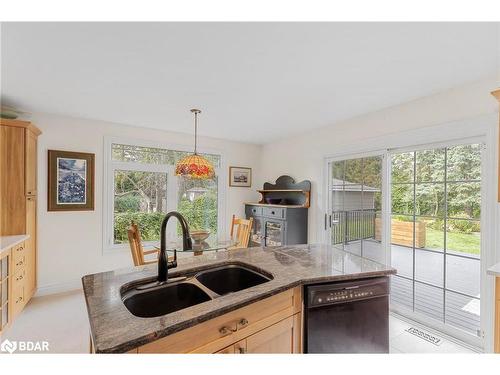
[
  {"left": 122, "top": 282, "right": 211, "bottom": 318},
  {"left": 195, "top": 264, "right": 271, "bottom": 295}
]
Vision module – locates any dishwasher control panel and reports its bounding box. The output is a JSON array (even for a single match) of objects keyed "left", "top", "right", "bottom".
[{"left": 307, "top": 277, "right": 389, "bottom": 307}]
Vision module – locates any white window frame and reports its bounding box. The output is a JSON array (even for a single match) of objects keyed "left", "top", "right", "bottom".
[{"left": 103, "top": 136, "right": 226, "bottom": 252}]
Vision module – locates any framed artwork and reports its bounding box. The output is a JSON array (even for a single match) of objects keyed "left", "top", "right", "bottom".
[
  {"left": 48, "top": 150, "right": 95, "bottom": 211},
  {"left": 229, "top": 166, "right": 252, "bottom": 187}
]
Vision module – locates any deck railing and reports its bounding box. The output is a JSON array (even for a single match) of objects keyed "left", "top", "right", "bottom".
[{"left": 331, "top": 209, "right": 376, "bottom": 245}]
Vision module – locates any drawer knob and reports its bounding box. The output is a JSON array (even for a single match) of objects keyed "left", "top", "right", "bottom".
[
  {"left": 238, "top": 318, "right": 249, "bottom": 328},
  {"left": 219, "top": 326, "right": 237, "bottom": 336}
]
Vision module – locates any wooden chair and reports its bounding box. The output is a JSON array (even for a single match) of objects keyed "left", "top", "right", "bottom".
[
  {"left": 229, "top": 215, "right": 254, "bottom": 249},
  {"left": 127, "top": 222, "right": 159, "bottom": 266}
]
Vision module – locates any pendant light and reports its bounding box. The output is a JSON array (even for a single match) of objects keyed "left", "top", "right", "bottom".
[{"left": 175, "top": 109, "right": 215, "bottom": 179}]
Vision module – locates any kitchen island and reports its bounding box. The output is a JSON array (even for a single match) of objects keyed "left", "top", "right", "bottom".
[{"left": 82, "top": 244, "right": 396, "bottom": 353}]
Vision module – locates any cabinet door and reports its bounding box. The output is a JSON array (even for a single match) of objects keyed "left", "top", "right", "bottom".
[
  {"left": 264, "top": 220, "right": 285, "bottom": 247},
  {"left": 25, "top": 196, "right": 37, "bottom": 298},
  {"left": 25, "top": 130, "right": 37, "bottom": 196},
  {"left": 216, "top": 344, "right": 235, "bottom": 354},
  {"left": 215, "top": 340, "right": 246, "bottom": 354},
  {"left": 0, "top": 126, "right": 25, "bottom": 235},
  {"left": 246, "top": 316, "right": 294, "bottom": 354}
]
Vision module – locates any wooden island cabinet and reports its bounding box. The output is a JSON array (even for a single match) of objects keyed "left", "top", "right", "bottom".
[{"left": 126, "top": 286, "right": 302, "bottom": 354}]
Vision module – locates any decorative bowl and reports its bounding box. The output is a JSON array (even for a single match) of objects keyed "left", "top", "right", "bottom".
[
  {"left": 190, "top": 230, "right": 210, "bottom": 243},
  {"left": 265, "top": 198, "right": 283, "bottom": 204}
]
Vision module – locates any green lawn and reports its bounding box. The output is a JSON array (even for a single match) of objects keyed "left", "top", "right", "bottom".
[{"left": 425, "top": 227, "right": 480, "bottom": 255}]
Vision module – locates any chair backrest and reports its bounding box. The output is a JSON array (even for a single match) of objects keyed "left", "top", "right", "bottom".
[
  {"left": 230, "top": 215, "right": 254, "bottom": 249},
  {"left": 128, "top": 222, "right": 146, "bottom": 266}
]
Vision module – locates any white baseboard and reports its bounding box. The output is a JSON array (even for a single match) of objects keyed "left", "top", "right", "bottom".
[{"left": 34, "top": 279, "right": 83, "bottom": 297}]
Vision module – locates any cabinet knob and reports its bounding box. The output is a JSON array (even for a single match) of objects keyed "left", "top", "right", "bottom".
[
  {"left": 219, "top": 326, "right": 237, "bottom": 336},
  {"left": 238, "top": 318, "right": 249, "bottom": 328}
]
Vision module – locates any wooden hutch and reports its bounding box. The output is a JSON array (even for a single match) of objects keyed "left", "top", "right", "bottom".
[{"left": 245, "top": 175, "right": 310, "bottom": 247}]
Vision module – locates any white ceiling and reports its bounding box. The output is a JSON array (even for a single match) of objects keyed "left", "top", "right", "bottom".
[{"left": 1, "top": 22, "right": 498, "bottom": 144}]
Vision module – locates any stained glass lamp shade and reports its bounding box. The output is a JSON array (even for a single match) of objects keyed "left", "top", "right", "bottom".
[{"left": 175, "top": 109, "right": 215, "bottom": 180}]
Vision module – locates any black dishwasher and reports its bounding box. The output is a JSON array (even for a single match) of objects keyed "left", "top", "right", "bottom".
[{"left": 304, "top": 277, "right": 390, "bottom": 353}]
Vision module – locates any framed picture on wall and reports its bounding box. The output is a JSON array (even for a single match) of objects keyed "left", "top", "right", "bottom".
[
  {"left": 229, "top": 166, "right": 252, "bottom": 187},
  {"left": 48, "top": 150, "right": 95, "bottom": 211}
]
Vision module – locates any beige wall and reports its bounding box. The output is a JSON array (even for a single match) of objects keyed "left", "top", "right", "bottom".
[
  {"left": 260, "top": 76, "right": 500, "bottom": 243},
  {"left": 32, "top": 112, "right": 262, "bottom": 294}
]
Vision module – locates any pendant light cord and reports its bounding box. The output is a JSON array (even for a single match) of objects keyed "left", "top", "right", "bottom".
[{"left": 194, "top": 110, "right": 198, "bottom": 155}]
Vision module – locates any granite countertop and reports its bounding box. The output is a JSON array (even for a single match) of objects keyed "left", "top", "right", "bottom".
[
  {"left": 82, "top": 244, "right": 396, "bottom": 353},
  {"left": 487, "top": 262, "right": 500, "bottom": 277},
  {"left": 0, "top": 234, "right": 30, "bottom": 257}
]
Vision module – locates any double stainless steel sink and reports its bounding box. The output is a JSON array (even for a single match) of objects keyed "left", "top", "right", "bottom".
[{"left": 121, "top": 263, "right": 272, "bottom": 318}]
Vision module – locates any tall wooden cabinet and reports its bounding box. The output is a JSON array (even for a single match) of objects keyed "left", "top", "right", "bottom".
[{"left": 0, "top": 119, "right": 41, "bottom": 326}]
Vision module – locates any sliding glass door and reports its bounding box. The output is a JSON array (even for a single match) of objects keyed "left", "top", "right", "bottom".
[
  {"left": 327, "top": 154, "right": 386, "bottom": 264},
  {"left": 325, "top": 141, "right": 484, "bottom": 347},
  {"left": 390, "top": 143, "right": 482, "bottom": 342}
]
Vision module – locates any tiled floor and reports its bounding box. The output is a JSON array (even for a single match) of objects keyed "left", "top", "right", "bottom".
[{"left": 1, "top": 290, "right": 480, "bottom": 354}]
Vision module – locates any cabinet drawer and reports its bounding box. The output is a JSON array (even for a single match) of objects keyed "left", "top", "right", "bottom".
[
  {"left": 138, "top": 287, "right": 300, "bottom": 353},
  {"left": 12, "top": 242, "right": 26, "bottom": 264},
  {"left": 12, "top": 285, "right": 25, "bottom": 316},
  {"left": 12, "top": 268, "right": 27, "bottom": 288},
  {"left": 246, "top": 205, "right": 262, "bottom": 217},
  {"left": 13, "top": 255, "right": 26, "bottom": 275},
  {"left": 262, "top": 207, "right": 286, "bottom": 219}
]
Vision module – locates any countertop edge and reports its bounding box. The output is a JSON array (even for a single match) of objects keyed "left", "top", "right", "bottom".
[
  {"left": 91, "top": 268, "right": 396, "bottom": 353},
  {"left": 487, "top": 262, "right": 500, "bottom": 276},
  {"left": 0, "top": 234, "right": 30, "bottom": 254}
]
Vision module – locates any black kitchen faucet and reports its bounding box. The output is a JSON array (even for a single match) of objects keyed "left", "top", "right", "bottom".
[{"left": 158, "top": 211, "right": 192, "bottom": 282}]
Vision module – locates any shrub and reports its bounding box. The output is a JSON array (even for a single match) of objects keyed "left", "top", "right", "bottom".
[
  {"left": 448, "top": 218, "right": 480, "bottom": 234},
  {"left": 114, "top": 211, "right": 165, "bottom": 243},
  {"left": 115, "top": 195, "right": 141, "bottom": 212}
]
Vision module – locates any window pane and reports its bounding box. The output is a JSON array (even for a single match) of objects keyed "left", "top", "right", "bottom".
[
  {"left": 391, "top": 222, "right": 413, "bottom": 279},
  {"left": 447, "top": 144, "right": 481, "bottom": 182},
  {"left": 391, "top": 184, "right": 414, "bottom": 215},
  {"left": 391, "top": 152, "right": 414, "bottom": 183},
  {"left": 415, "top": 249, "right": 443, "bottom": 287},
  {"left": 446, "top": 220, "right": 480, "bottom": 255},
  {"left": 422, "top": 217, "right": 444, "bottom": 251},
  {"left": 362, "top": 156, "right": 382, "bottom": 189},
  {"left": 344, "top": 158, "right": 363, "bottom": 184},
  {"left": 415, "top": 183, "right": 444, "bottom": 217},
  {"left": 447, "top": 182, "right": 481, "bottom": 219},
  {"left": 177, "top": 177, "right": 218, "bottom": 235},
  {"left": 416, "top": 148, "right": 445, "bottom": 183},
  {"left": 331, "top": 160, "right": 344, "bottom": 181},
  {"left": 445, "top": 291, "right": 480, "bottom": 336},
  {"left": 112, "top": 143, "right": 220, "bottom": 167},
  {"left": 415, "top": 282, "right": 444, "bottom": 322},
  {"left": 113, "top": 170, "right": 167, "bottom": 244},
  {"left": 446, "top": 254, "right": 480, "bottom": 296},
  {"left": 391, "top": 276, "right": 413, "bottom": 311}
]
